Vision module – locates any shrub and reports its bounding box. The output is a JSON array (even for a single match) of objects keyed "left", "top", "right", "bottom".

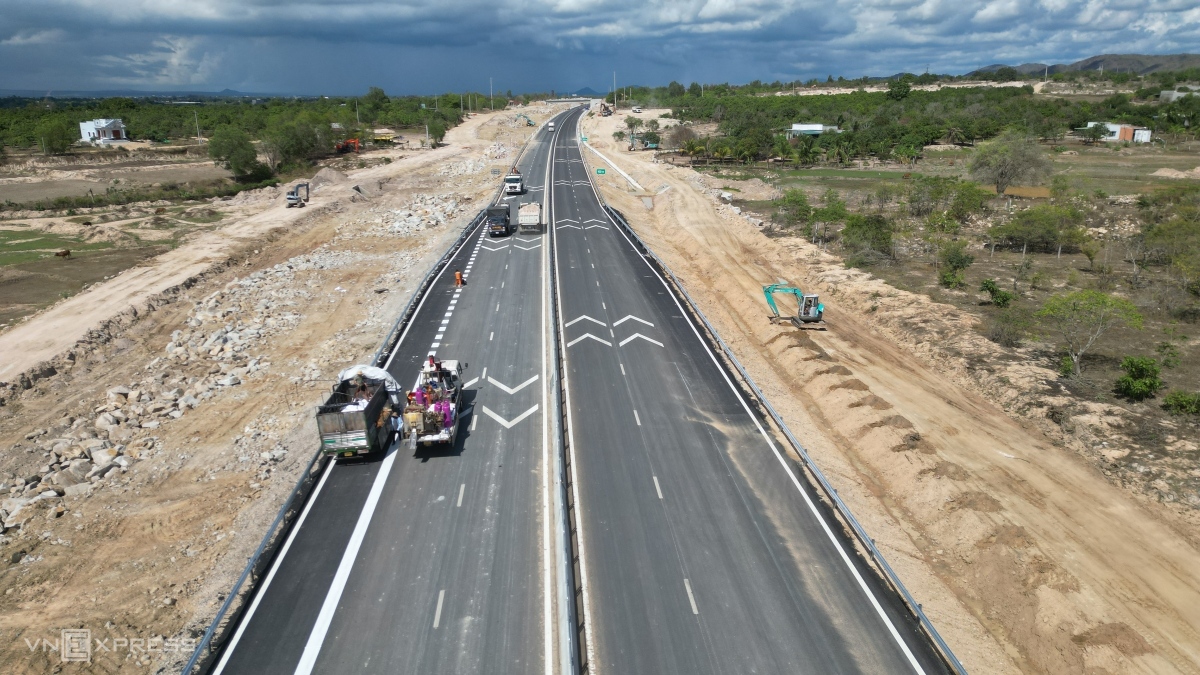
[
  {"left": 1163, "top": 391, "right": 1200, "bottom": 415},
  {"left": 1114, "top": 356, "right": 1164, "bottom": 401},
  {"left": 987, "top": 306, "right": 1032, "bottom": 347},
  {"left": 980, "top": 279, "right": 1016, "bottom": 307},
  {"left": 939, "top": 269, "right": 965, "bottom": 288},
  {"left": 841, "top": 213, "right": 892, "bottom": 258}
]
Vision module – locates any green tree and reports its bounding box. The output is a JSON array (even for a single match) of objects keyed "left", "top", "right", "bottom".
[
  {"left": 969, "top": 130, "right": 1051, "bottom": 195},
  {"left": 613, "top": 130, "right": 627, "bottom": 144},
  {"left": 1037, "top": 290, "right": 1144, "bottom": 376},
  {"left": 688, "top": 82, "right": 702, "bottom": 97},
  {"left": 668, "top": 81, "right": 686, "bottom": 98},
  {"left": 989, "top": 204, "right": 1084, "bottom": 254},
  {"left": 1081, "top": 124, "right": 1108, "bottom": 145},
  {"left": 887, "top": 80, "right": 911, "bottom": 101},
  {"left": 428, "top": 120, "right": 446, "bottom": 145},
  {"left": 208, "top": 125, "right": 269, "bottom": 180},
  {"left": 34, "top": 117, "right": 77, "bottom": 154},
  {"left": 1114, "top": 356, "right": 1164, "bottom": 401}
]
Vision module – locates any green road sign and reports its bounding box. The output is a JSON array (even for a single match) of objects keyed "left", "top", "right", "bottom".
[{"left": 596, "top": 168, "right": 607, "bottom": 175}]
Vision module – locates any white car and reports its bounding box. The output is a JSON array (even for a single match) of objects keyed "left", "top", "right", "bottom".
[{"left": 632, "top": 107, "right": 642, "bottom": 113}]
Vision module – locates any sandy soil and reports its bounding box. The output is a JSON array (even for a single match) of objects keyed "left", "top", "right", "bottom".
[
  {"left": 580, "top": 109, "right": 1200, "bottom": 674},
  {"left": 0, "top": 106, "right": 563, "bottom": 673}
]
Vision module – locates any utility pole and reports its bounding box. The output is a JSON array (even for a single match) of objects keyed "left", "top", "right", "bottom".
[
  {"left": 194, "top": 110, "right": 201, "bottom": 146},
  {"left": 613, "top": 71, "right": 616, "bottom": 109},
  {"left": 460, "top": 93, "right": 463, "bottom": 114},
  {"left": 355, "top": 100, "right": 360, "bottom": 124},
  {"left": 490, "top": 77, "right": 493, "bottom": 111}
]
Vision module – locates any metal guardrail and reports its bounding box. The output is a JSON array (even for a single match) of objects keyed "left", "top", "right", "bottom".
[
  {"left": 602, "top": 204, "right": 968, "bottom": 675},
  {"left": 183, "top": 124, "right": 544, "bottom": 675}
]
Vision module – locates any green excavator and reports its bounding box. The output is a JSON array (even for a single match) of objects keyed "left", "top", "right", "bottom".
[
  {"left": 763, "top": 284, "right": 825, "bottom": 328},
  {"left": 515, "top": 114, "right": 535, "bottom": 126}
]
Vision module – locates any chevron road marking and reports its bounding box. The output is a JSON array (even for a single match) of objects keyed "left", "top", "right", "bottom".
[
  {"left": 566, "top": 333, "right": 612, "bottom": 348},
  {"left": 488, "top": 374, "right": 539, "bottom": 394},
  {"left": 482, "top": 244, "right": 510, "bottom": 251},
  {"left": 565, "top": 315, "right": 607, "bottom": 328},
  {"left": 482, "top": 404, "right": 540, "bottom": 429},
  {"left": 613, "top": 315, "right": 654, "bottom": 327},
  {"left": 618, "top": 333, "right": 664, "bottom": 348},
  {"left": 515, "top": 243, "right": 542, "bottom": 250}
]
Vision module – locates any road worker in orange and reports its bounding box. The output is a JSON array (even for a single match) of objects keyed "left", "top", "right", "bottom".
[{"left": 454, "top": 269, "right": 464, "bottom": 287}]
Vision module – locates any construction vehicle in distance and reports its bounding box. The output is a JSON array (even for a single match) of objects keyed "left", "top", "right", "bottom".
[
  {"left": 763, "top": 284, "right": 825, "bottom": 328},
  {"left": 317, "top": 365, "right": 402, "bottom": 459},
  {"left": 518, "top": 202, "right": 542, "bottom": 234},
  {"left": 515, "top": 114, "right": 535, "bottom": 126},
  {"left": 401, "top": 358, "right": 464, "bottom": 448},
  {"left": 286, "top": 183, "right": 309, "bottom": 208},
  {"left": 336, "top": 138, "right": 361, "bottom": 153},
  {"left": 504, "top": 167, "right": 524, "bottom": 194},
  {"left": 486, "top": 204, "right": 512, "bottom": 237}
]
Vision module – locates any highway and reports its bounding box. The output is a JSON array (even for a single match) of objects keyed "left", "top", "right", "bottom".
[
  {"left": 202, "top": 105, "right": 952, "bottom": 675},
  {"left": 550, "top": 110, "right": 949, "bottom": 674},
  {"left": 208, "top": 113, "right": 563, "bottom": 675}
]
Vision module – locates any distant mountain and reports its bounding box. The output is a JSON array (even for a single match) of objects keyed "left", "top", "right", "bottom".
[
  {"left": 968, "top": 53, "right": 1200, "bottom": 77},
  {"left": 573, "top": 87, "right": 603, "bottom": 97}
]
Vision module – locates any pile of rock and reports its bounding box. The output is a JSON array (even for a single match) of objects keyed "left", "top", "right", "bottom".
[{"left": 336, "top": 192, "right": 474, "bottom": 239}]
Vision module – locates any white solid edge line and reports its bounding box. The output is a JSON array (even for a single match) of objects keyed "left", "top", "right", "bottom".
[
  {"left": 292, "top": 445, "right": 400, "bottom": 675},
  {"left": 433, "top": 589, "right": 445, "bottom": 629},
  {"left": 211, "top": 459, "right": 336, "bottom": 675},
  {"left": 552, "top": 109, "right": 598, "bottom": 674},
  {"left": 541, "top": 119, "right": 555, "bottom": 675},
  {"left": 595, "top": 136, "right": 927, "bottom": 674}
]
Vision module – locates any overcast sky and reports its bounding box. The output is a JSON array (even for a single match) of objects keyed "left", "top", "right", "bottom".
[{"left": 2, "top": 0, "right": 1199, "bottom": 96}]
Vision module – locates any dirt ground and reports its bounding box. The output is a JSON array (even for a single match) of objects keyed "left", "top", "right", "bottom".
[
  {"left": 580, "top": 109, "right": 1200, "bottom": 674},
  {"left": 0, "top": 105, "right": 565, "bottom": 673}
]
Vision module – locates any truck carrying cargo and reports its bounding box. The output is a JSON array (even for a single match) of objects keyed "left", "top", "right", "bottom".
[
  {"left": 518, "top": 202, "right": 542, "bottom": 234},
  {"left": 401, "top": 358, "right": 464, "bottom": 448},
  {"left": 316, "top": 365, "right": 402, "bottom": 458},
  {"left": 486, "top": 204, "right": 511, "bottom": 237},
  {"left": 504, "top": 167, "right": 524, "bottom": 195}
]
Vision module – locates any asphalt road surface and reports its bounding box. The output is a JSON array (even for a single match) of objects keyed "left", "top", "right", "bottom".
[
  {"left": 550, "top": 110, "right": 950, "bottom": 675},
  {"left": 209, "top": 113, "right": 566, "bottom": 675},
  {"left": 206, "top": 105, "right": 951, "bottom": 675}
]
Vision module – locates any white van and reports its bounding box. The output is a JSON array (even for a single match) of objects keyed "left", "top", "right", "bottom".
[{"left": 547, "top": 122, "right": 556, "bottom": 132}]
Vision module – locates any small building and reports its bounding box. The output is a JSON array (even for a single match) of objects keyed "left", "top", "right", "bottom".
[
  {"left": 1083, "top": 121, "right": 1152, "bottom": 143},
  {"left": 787, "top": 123, "right": 841, "bottom": 137},
  {"left": 79, "top": 119, "right": 128, "bottom": 145}
]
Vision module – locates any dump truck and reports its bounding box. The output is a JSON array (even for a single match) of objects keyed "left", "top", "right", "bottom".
[
  {"left": 518, "top": 202, "right": 542, "bottom": 234},
  {"left": 486, "top": 204, "right": 511, "bottom": 237},
  {"left": 504, "top": 167, "right": 524, "bottom": 195},
  {"left": 316, "top": 365, "right": 402, "bottom": 458},
  {"left": 401, "top": 359, "right": 464, "bottom": 448}
]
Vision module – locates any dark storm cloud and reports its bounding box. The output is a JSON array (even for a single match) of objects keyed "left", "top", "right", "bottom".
[{"left": 1, "top": 0, "right": 1199, "bottom": 94}]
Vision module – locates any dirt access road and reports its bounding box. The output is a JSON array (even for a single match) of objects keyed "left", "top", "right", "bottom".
[
  {"left": 580, "top": 109, "right": 1200, "bottom": 674},
  {"left": 0, "top": 113, "right": 506, "bottom": 384}
]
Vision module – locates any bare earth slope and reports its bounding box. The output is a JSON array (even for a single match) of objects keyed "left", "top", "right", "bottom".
[{"left": 580, "top": 111, "right": 1200, "bottom": 674}]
